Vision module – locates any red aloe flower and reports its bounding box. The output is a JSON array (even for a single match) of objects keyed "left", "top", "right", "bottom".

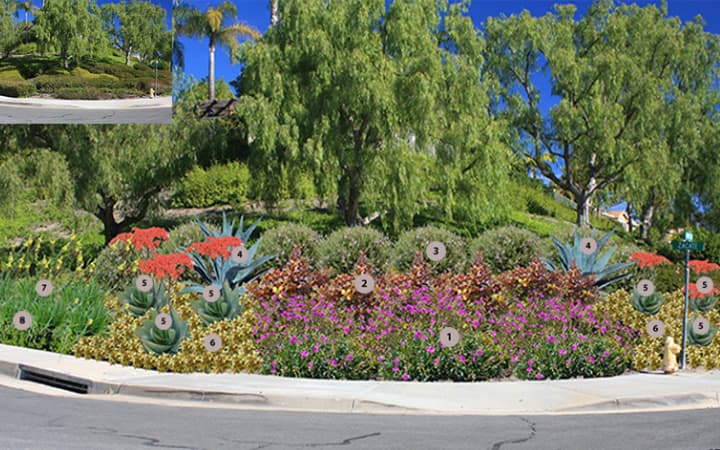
[
  {"left": 682, "top": 282, "right": 720, "bottom": 300},
  {"left": 110, "top": 227, "right": 169, "bottom": 252},
  {"left": 630, "top": 252, "right": 671, "bottom": 269},
  {"left": 688, "top": 259, "right": 720, "bottom": 275},
  {"left": 139, "top": 252, "right": 193, "bottom": 280},
  {"left": 186, "top": 236, "right": 243, "bottom": 259}
]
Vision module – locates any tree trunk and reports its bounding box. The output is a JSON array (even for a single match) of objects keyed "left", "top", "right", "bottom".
[
  {"left": 62, "top": 48, "right": 69, "bottom": 70},
  {"left": 640, "top": 202, "right": 655, "bottom": 243},
  {"left": 125, "top": 46, "right": 131, "bottom": 66},
  {"left": 626, "top": 202, "right": 634, "bottom": 233},
  {"left": 208, "top": 41, "right": 215, "bottom": 100},
  {"left": 271, "top": 0, "right": 279, "bottom": 25},
  {"left": 99, "top": 198, "right": 122, "bottom": 245},
  {"left": 575, "top": 191, "right": 590, "bottom": 229}
]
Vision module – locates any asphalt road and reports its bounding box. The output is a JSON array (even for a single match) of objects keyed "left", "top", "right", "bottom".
[
  {"left": 0, "top": 99, "right": 172, "bottom": 124},
  {"left": 1, "top": 384, "right": 720, "bottom": 450}
]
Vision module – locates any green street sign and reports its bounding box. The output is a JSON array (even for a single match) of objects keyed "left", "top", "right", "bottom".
[{"left": 672, "top": 240, "right": 704, "bottom": 251}]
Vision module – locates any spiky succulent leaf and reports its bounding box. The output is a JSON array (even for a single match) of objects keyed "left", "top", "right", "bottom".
[
  {"left": 688, "top": 319, "right": 717, "bottom": 346},
  {"left": 631, "top": 290, "right": 665, "bottom": 315},
  {"left": 120, "top": 279, "right": 168, "bottom": 317},
  {"left": 690, "top": 295, "right": 719, "bottom": 313},
  {"left": 135, "top": 307, "right": 188, "bottom": 355}
]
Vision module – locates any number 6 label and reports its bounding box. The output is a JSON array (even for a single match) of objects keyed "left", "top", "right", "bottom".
[
  {"left": 646, "top": 319, "right": 665, "bottom": 338},
  {"left": 204, "top": 334, "right": 222, "bottom": 352}
]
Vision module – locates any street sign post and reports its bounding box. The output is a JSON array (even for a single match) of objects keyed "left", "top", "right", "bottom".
[{"left": 672, "top": 239, "right": 705, "bottom": 370}]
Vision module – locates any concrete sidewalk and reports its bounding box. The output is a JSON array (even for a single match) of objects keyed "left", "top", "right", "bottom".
[
  {"left": 0, "top": 95, "right": 172, "bottom": 109},
  {"left": 1, "top": 344, "right": 719, "bottom": 415}
]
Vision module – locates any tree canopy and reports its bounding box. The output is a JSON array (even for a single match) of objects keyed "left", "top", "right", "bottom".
[
  {"left": 485, "top": 0, "right": 719, "bottom": 231},
  {"left": 101, "top": 0, "right": 168, "bottom": 66},
  {"left": 236, "top": 0, "right": 513, "bottom": 233},
  {"left": 34, "top": 0, "right": 107, "bottom": 69}
]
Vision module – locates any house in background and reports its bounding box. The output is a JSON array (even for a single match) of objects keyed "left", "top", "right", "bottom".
[{"left": 600, "top": 209, "right": 639, "bottom": 232}]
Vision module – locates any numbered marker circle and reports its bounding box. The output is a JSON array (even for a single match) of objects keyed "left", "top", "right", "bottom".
[
  {"left": 426, "top": 241, "right": 447, "bottom": 262},
  {"left": 154, "top": 313, "right": 172, "bottom": 330},
  {"left": 136, "top": 275, "right": 153, "bottom": 293},
  {"left": 696, "top": 276, "right": 714, "bottom": 295},
  {"left": 35, "top": 279, "right": 53, "bottom": 297},
  {"left": 693, "top": 317, "right": 710, "bottom": 335},
  {"left": 203, "top": 285, "right": 221, "bottom": 303},
  {"left": 636, "top": 279, "right": 655, "bottom": 297},
  {"left": 231, "top": 245, "right": 249, "bottom": 264},
  {"left": 354, "top": 274, "right": 375, "bottom": 294},
  {"left": 13, "top": 311, "right": 32, "bottom": 331},
  {"left": 204, "top": 334, "right": 222, "bottom": 352},
  {"left": 580, "top": 238, "right": 597, "bottom": 255},
  {"left": 439, "top": 327, "right": 460, "bottom": 348},
  {"left": 646, "top": 319, "right": 665, "bottom": 338}
]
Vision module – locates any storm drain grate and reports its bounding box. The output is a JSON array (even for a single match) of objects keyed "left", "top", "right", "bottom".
[{"left": 18, "top": 366, "right": 90, "bottom": 394}]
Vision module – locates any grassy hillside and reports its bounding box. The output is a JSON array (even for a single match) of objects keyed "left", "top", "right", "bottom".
[{"left": 0, "top": 49, "right": 171, "bottom": 100}]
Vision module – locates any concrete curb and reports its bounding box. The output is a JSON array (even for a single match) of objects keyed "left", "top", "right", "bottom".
[{"left": 2, "top": 345, "right": 720, "bottom": 415}]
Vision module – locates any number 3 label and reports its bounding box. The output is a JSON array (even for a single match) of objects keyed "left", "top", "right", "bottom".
[{"left": 426, "top": 241, "right": 446, "bottom": 261}]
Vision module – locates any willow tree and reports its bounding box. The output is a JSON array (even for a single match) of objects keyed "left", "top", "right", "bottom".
[
  {"left": 101, "top": 0, "right": 168, "bottom": 66},
  {"left": 174, "top": 1, "right": 259, "bottom": 101},
  {"left": 236, "top": 0, "right": 511, "bottom": 231},
  {"left": 34, "top": 0, "right": 106, "bottom": 69},
  {"left": 2, "top": 118, "right": 197, "bottom": 244},
  {"left": 486, "top": 1, "right": 692, "bottom": 228}
]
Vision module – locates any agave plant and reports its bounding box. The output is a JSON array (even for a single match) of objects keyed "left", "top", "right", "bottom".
[
  {"left": 119, "top": 278, "right": 169, "bottom": 317},
  {"left": 135, "top": 307, "right": 189, "bottom": 355},
  {"left": 182, "top": 214, "right": 276, "bottom": 322},
  {"left": 190, "top": 280, "right": 243, "bottom": 325},
  {"left": 689, "top": 295, "right": 719, "bottom": 313},
  {"left": 687, "top": 318, "right": 717, "bottom": 347},
  {"left": 542, "top": 229, "right": 634, "bottom": 290},
  {"left": 630, "top": 290, "right": 665, "bottom": 315}
]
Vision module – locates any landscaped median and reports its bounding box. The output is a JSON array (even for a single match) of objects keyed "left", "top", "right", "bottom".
[{"left": 3, "top": 215, "right": 720, "bottom": 386}]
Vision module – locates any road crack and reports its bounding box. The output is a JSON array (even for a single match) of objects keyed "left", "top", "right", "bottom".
[
  {"left": 87, "top": 425, "right": 203, "bottom": 449},
  {"left": 489, "top": 417, "right": 536, "bottom": 450},
  {"left": 305, "top": 432, "right": 382, "bottom": 447}
]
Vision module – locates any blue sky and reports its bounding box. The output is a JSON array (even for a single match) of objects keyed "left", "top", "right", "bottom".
[{"left": 177, "top": 0, "right": 720, "bottom": 96}]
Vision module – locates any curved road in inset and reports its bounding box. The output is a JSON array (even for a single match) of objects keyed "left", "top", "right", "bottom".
[
  {"left": 0, "top": 96, "right": 172, "bottom": 124},
  {"left": 1, "top": 381, "right": 719, "bottom": 450}
]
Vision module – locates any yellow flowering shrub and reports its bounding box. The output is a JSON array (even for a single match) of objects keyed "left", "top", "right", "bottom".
[
  {"left": 599, "top": 290, "right": 720, "bottom": 370},
  {"left": 73, "top": 292, "right": 262, "bottom": 373}
]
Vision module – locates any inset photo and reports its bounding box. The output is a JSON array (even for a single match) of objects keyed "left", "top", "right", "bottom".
[{"left": 0, "top": 0, "right": 172, "bottom": 124}]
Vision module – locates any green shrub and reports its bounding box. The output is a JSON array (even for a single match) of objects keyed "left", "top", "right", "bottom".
[
  {"left": 316, "top": 226, "right": 393, "bottom": 274},
  {"left": 157, "top": 221, "right": 217, "bottom": 254},
  {"left": 171, "top": 162, "right": 251, "bottom": 209},
  {"left": 390, "top": 225, "right": 468, "bottom": 274},
  {"left": 0, "top": 277, "right": 110, "bottom": 354},
  {"left": 0, "top": 80, "right": 36, "bottom": 97},
  {"left": 257, "top": 223, "right": 323, "bottom": 268},
  {"left": 91, "top": 239, "right": 141, "bottom": 292},
  {"left": 469, "top": 226, "right": 543, "bottom": 274}
]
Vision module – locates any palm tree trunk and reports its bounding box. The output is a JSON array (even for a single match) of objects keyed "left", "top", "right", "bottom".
[
  {"left": 271, "top": 0, "right": 278, "bottom": 25},
  {"left": 208, "top": 41, "right": 215, "bottom": 100}
]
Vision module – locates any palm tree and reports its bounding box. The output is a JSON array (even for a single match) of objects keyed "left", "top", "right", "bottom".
[{"left": 174, "top": 1, "right": 259, "bottom": 101}]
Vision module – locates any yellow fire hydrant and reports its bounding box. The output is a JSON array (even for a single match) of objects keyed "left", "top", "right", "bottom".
[
  {"left": 663, "top": 336, "right": 681, "bottom": 374},
  {"left": 149, "top": 88, "right": 155, "bottom": 98}
]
